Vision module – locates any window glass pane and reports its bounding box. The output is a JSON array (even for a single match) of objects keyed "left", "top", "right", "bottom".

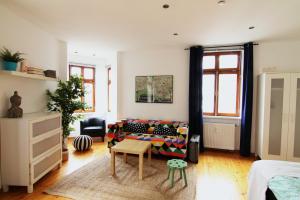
[
  {"left": 70, "top": 67, "right": 81, "bottom": 77},
  {"left": 269, "top": 79, "right": 284, "bottom": 155},
  {"left": 203, "top": 56, "right": 215, "bottom": 69},
  {"left": 218, "top": 74, "right": 237, "bottom": 114},
  {"left": 219, "top": 55, "right": 238, "bottom": 69},
  {"left": 84, "top": 68, "right": 94, "bottom": 79},
  {"left": 84, "top": 83, "right": 94, "bottom": 110},
  {"left": 203, "top": 74, "right": 215, "bottom": 113}
]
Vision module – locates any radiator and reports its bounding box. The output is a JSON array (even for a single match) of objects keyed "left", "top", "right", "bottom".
[{"left": 203, "top": 123, "right": 236, "bottom": 150}]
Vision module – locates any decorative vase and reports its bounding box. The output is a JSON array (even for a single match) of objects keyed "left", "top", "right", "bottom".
[{"left": 3, "top": 61, "right": 18, "bottom": 71}]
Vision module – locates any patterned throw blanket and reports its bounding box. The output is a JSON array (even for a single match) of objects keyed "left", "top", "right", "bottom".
[
  {"left": 268, "top": 176, "right": 300, "bottom": 200},
  {"left": 248, "top": 160, "right": 300, "bottom": 200}
]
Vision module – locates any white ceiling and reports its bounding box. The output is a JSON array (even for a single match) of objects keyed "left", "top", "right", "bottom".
[{"left": 1, "top": 0, "right": 300, "bottom": 54}]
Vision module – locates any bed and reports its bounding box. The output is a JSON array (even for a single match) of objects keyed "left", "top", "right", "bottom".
[{"left": 248, "top": 160, "right": 300, "bottom": 200}]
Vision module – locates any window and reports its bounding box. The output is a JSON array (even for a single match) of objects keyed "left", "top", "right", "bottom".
[
  {"left": 107, "top": 66, "right": 111, "bottom": 112},
  {"left": 69, "top": 65, "right": 95, "bottom": 112},
  {"left": 202, "top": 51, "right": 241, "bottom": 117}
]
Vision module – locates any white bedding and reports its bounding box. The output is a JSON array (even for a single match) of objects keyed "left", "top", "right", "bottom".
[{"left": 248, "top": 160, "right": 300, "bottom": 200}]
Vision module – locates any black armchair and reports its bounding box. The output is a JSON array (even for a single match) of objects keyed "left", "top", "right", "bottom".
[{"left": 80, "top": 118, "right": 106, "bottom": 138}]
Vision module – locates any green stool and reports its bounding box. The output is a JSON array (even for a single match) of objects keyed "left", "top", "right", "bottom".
[{"left": 167, "top": 159, "right": 187, "bottom": 188}]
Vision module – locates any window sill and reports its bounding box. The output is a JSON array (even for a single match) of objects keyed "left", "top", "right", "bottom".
[{"left": 203, "top": 115, "right": 241, "bottom": 120}]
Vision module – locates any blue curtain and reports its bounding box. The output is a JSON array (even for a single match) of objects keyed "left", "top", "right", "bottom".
[
  {"left": 189, "top": 46, "right": 204, "bottom": 152},
  {"left": 240, "top": 42, "right": 254, "bottom": 156}
]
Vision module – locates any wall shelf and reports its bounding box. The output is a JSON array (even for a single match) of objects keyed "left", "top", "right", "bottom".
[{"left": 0, "top": 70, "right": 57, "bottom": 81}]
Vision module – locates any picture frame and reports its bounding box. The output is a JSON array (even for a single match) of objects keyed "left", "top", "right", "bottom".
[{"left": 135, "top": 75, "right": 173, "bottom": 103}]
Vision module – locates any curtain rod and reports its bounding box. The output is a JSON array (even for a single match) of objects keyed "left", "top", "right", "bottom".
[{"left": 184, "top": 43, "right": 259, "bottom": 50}]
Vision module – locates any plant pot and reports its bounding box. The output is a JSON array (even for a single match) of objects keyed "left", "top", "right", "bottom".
[
  {"left": 63, "top": 137, "right": 68, "bottom": 151},
  {"left": 3, "top": 61, "right": 18, "bottom": 71},
  {"left": 62, "top": 149, "right": 69, "bottom": 162}
]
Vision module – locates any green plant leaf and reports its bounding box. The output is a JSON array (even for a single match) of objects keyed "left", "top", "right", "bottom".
[
  {"left": 0, "top": 47, "right": 24, "bottom": 62},
  {"left": 46, "top": 76, "right": 86, "bottom": 138}
]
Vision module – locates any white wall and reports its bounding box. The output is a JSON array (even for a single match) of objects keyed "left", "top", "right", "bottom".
[
  {"left": 117, "top": 48, "right": 189, "bottom": 121},
  {"left": 0, "top": 4, "right": 67, "bottom": 189},
  {"left": 107, "top": 52, "right": 118, "bottom": 124},
  {"left": 117, "top": 40, "right": 300, "bottom": 153},
  {"left": 254, "top": 40, "right": 300, "bottom": 73},
  {"left": 0, "top": 4, "right": 67, "bottom": 117}
]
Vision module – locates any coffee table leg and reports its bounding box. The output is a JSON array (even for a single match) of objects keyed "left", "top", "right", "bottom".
[
  {"left": 148, "top": 146, "right": 151, "bottom": 162},
  {"left": 111, "top": 150, "right": 115, "bottom": 176},
  {"left": 139, "top": 153, "right": 143, "bottom": 180},
  {"left": 124, "top": 153, "right": 127, "bottom": 163}
]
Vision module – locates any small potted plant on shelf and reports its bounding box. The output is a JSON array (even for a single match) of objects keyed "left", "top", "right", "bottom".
[
  {"left": 0, "top": 47, "right": 24, "bottom": 71},
  {"left": 46, "top": 76, "right": 86, "bottom": 161}
]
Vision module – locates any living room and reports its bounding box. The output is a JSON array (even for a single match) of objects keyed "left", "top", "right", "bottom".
[{"left": 1, "top": 1, "right": 300, "bottom": 200}]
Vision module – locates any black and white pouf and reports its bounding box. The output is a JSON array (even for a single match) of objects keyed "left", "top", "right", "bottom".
[{"left": 73, "top": 135, "right": 93, "bottom": 151}]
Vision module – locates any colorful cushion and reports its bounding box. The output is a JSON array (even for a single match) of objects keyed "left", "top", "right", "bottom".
[
  {"left": 125, "top": 122, "right": 147, "bottom": 133},
  {"left": 153, "top": 125, "right": 176, "bottom": 136},
  {"left": 147, "top": 127, "right": 155, "bottom": 134}
]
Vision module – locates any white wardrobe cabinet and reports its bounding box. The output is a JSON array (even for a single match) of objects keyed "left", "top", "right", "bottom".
[
  {"left": 257, "top": 73, "right": 300, "bottom": 162},
  {"left": 0, "top": 112, "right": 62, "bottom": 193}
]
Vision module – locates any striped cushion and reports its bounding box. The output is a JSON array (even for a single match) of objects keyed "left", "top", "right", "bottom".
[{"left": 73, "top": 135, "right": 93, "bottom": 151}]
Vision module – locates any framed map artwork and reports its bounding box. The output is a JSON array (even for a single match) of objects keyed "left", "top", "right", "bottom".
[{"left": 135, "top": 75, "right": 173, "bottom": 103}]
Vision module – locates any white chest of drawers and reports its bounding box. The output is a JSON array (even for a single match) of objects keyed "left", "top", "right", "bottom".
[{"left": 0, "top": 112, "right": 62, "bottom": 193}]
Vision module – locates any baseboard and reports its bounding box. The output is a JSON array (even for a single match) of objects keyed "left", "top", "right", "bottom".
[
  {"left": 204, "top": 147, "right": 236, "bottom": 153},
  {"left": 204, "top": 148, "right": 256, "bottom": 157}
]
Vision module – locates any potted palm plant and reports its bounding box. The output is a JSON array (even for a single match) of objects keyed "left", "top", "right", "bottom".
[
  {"left": 46, "top": 76, "right": 85, "bottom": 161},
  {"left": 0, "top": 47, "right": 24, "bottom": 71}
]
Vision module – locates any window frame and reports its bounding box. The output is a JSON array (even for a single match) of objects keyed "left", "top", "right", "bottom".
[
  {"left": 107, "top": 66, "right": 111, "bottom": 112},
  {"left": 203, "top": 51, "right": 241, "bottom": 117},
  {"left": 69, "top": 64, "right": 96, "bottom": 113}
]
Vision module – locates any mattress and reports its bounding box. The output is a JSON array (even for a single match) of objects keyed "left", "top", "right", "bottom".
[{"left": 248, "top": 160, "right": 300, "bottom": 200}]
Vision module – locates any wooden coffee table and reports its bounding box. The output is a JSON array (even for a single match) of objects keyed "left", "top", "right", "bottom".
[{"left": 111, "top": 139, "right": 151, "bottom": 180}]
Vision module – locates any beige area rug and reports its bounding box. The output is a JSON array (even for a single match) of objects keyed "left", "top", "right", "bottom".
[{"left": 45, "top": 154, "right": 196, "bottom": 200}]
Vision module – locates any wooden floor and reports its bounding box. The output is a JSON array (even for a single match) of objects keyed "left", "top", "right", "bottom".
[{"left": 0, "top": 141, "right": 255, "bottom": 200}]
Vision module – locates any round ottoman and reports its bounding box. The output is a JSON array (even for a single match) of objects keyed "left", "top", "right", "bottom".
[{"left": 73, "top": 135, "right": 93, "bottom": 151}]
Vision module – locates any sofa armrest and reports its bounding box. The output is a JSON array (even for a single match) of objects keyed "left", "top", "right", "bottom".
[
  {"left": 177, "top": 127, "right": 189, "bottom": 143},
  {"left": 80, "top": 119, "right": 89, "bottom": 134},
  {"left": 102, "top": 120, "right": 106, "bottom": 133},
  {"left": 96, "top": 119, "right": 106, "bottom": 127},
  {"left": 107, "top": 122, "right": 123, "bottom": 134}
]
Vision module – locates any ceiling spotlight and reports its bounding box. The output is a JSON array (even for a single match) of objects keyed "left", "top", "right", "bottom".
[
  {"left": 173, "top": 33, "right": 179, "bottom": 36},
  {"left": 249, "top": 26, "right": 255, "bottom": 30},
  {"left": 217, "top": 0, "right": 226, "bottom": 5},
  {"left": 163, "top": 4, "right": 170, "bottom": 9}
]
